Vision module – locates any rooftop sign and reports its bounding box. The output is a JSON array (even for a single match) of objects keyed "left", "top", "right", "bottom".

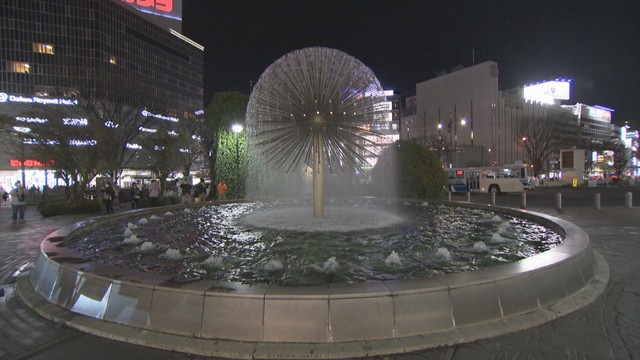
[{"left": 523, "top": 79, "right": 572, "bottom": 104}]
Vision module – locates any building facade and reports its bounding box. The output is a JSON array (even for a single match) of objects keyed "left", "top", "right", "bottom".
[
  {"left": 0, "top": 0, "right": 203, "bottom": 189},
  {"left": 413, "top": 61, "right": 499, "bottom": 168},
  {"left": 411, "top": 62, "right": 617, "bottom": 178}
]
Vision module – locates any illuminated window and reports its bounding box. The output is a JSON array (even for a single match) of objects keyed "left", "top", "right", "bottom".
[
  {"left": 7, "top": 61, "right": 30, "bottom": 73},
  {"left": 109, "top": 55, "right": 117, "bottom": 65},
  {"left": 33, "top": 42, "right": 55, "bottom": 54}
]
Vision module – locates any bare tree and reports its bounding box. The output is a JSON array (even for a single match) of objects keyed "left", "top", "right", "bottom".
[
  {"left": 512, "top": 114, "right": 574, "bottom": 176},
  {"left": 4, "top": 104, "right": 101, "bottom": 202},
  {"left": 83, "top": 97, "right": 155, "bottom": 184}
]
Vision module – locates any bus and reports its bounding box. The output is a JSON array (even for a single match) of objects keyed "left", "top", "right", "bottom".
[{"left": 445, "top": 165, "right": 527, "bottom": 194}]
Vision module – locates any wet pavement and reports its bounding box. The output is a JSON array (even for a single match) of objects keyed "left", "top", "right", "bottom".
[{"left": 0, "top": 187, "right": 639, "bottom": 359}]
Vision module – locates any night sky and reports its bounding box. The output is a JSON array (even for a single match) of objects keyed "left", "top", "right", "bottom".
[{"left": 182, "top": 1, "right": 639, "bottom": 127}]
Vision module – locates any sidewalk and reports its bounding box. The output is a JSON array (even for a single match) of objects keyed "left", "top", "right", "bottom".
[{"left": 0, "top": 202, "right": 639, "bottom": 359}]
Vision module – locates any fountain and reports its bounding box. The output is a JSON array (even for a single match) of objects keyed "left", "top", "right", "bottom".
[{"left": 17, "top": 48, "right": 608, "bottom": 359}]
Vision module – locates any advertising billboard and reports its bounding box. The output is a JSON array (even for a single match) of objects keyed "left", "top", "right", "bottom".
[{"left": 523, "top": 79, "right": 571, "bottom": 104}]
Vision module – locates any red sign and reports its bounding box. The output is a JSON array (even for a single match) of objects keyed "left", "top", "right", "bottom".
[
  {"left": 456, "top": 170, "right": 465, "bottom": 176},
  {"left": 122, "top": 0, "right": 173, "bottom": 12},
  {"left": 10, "top": 159, "right": 54, "bottom": 167}
]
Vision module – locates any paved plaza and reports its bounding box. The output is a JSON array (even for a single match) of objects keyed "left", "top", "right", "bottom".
[{"left": 0, "top": 187, "right": 639, "bottom": 359}]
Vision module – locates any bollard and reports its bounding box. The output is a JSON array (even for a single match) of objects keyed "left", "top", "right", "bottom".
[
  {"left": 448, "top": 190, "right": 452, "bottom": 202},
  {"left": 594, "top": 193, "right": 601, "bottom": 209},
  {"left": 626, "top": 192, "right": 633, "bottom": 208},
  {"left": 555, "top": 192, "right": 562, "bottom": 210},
  {"left": 466, "top": 191, "right": 471, "bottom": 203},
  {"left": 521, "top": 192, "right": 527, "bottom": 209},
  {"left": 491, "top": 191, "right": 496, "bottom": 206}
]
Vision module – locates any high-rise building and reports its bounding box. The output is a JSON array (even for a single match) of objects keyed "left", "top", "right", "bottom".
[{"left": 0, "top": 0, "right": 203, "bottom": 188}]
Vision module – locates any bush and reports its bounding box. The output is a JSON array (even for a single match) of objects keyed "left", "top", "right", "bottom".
[
  {"left": 38, "top": 199, "right": 102, "bottom": 217},
  {"left": 371, "top": 140, "right": 448, "bottom": 199}
]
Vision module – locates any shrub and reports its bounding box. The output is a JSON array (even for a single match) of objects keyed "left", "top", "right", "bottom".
[
  {"left": 371, "top": 140, "right": 448, "bottom": 199},
  {"left": 38, "top": 199, "right": 102, "bottom": 217}
]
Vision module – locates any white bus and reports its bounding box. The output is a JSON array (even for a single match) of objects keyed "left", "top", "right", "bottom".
[{"left": 445, "top": 166, "right": 526, "bottom": 194}]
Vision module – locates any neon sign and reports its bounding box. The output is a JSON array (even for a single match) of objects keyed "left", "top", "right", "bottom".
[
  {"left": 122, "top": 0, "right": 173, "bottom": 12},
  {"left": 10, "top": 159, "right": 54, "bottom": 167},
  {"left": 13, "top": 126, "right": 31, "bottom": 133},
  {"left": 141, "top": 109, "right": 178, "bottom": 122},
  {"left": 63, "top": 118, "right": 88, "bottom": 126},
  {"left": 69, "top": 139, "right": 97, "bottom": 146},
  {"left": 16, "top": 116, "right": 48, "bottom": 123},
  {"left": 0, "top": 92, "right": 78, "bottom": 105},
  {"left": 139, "top": 126, "right": 158, "bottom": 133}
]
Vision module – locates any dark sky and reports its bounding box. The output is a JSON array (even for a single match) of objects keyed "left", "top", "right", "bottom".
[{"left": 182, "top": 1, "right": 640, "bottom": 127}]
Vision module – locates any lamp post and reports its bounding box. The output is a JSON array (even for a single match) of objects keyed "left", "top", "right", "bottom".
[{"left": 232, "top": 123, "right": 243, "bottom": 199}]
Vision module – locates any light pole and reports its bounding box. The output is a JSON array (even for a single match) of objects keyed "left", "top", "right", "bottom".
[{"left": 232, "top": 124, "right": 243, "bottom": 199}]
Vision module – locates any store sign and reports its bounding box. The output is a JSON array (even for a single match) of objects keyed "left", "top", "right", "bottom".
[
  {"left": 10, "top": 159, "right": 54, "bottom": 167},
  {"left": 16, "top": 116, "right": 48, "bottom": 123},
  {"left": 141, "top": 109, "right": 178, "bottom": 122},
  {"left": 0, "top": 92, "right": 78, "bottom": 105},
  {"left": 63, "top": 117, "right": 88, "bottom": 126},
  {"left": 70, "top": 139, "right": 97, "bottom": 146},
  {"left": 139, "top": 126, "right": 158, "bottom": 133},
  {"left": 122, "top": 0, "right": 174, "bottom": 12}
]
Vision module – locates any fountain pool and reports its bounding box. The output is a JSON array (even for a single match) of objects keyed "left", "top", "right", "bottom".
[
  {"left": 64, "top": 200, "right": 562, "bottom": 286},
  {"left": 18, "top": 200, "right": 606, "bottom": 359}
]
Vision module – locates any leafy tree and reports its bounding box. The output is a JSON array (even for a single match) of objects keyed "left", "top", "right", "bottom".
[
  {"left": 216, "top": 129, "right": 246, "bottom": 199},
  {"left": 371, "top": 140, "right": 447, "bottom": 199},
  {"left": 197, "top": 92, "right": 248, "bottom": 195},
  {"left": 610, "top": 142, "right": 628, "bottom": 179}
]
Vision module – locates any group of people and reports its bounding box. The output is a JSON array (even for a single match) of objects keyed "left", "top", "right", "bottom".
[
  {"left": 98, "top": 178, "right": 229, "bottom": 215},
  {"left": 0, "top": 181, "right": 28, "bottom": 224},
  {"left": 0, "top": 178, "right": 231, "bottom": 220}
]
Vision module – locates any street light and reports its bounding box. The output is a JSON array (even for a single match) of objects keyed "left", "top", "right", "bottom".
[{"left": 232, "top": 124, "right": 243, "bottom": 199}]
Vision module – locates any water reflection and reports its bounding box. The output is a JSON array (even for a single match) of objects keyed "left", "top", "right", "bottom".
[{"left": 67, "top": 202, "right": 562, "bottom": 285}]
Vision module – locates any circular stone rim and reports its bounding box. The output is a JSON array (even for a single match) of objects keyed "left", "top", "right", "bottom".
[{"left": 17, "top": 201, "right": 609, "bottom": 359}]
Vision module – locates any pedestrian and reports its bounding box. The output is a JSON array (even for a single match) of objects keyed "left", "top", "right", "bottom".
[
  {"left": 113, "top": 185, "right": 121, "bottom": 209},
  {"left": 130, "top": 182, "right": 141, "bottom": 209},
  {"left": 193, "top": 179, "right": 205, "bottom": 203},
  {"left": 102, "top": 182, "right": 116, "bottom": 214},
  {"left": 9, "top": 181, "right": 27, "bottom": 224},
  {"left": 179, "top": 179, "right": 192, "bottom": 204},
  {"left": 148, "top": 179, "right": 160, "bottom": 206},
  {"left": 217, "top": 180, "right": 227, "bottom": 201},
  {"left": 0, "top": 184, "right": 7, "bottom": 211}
]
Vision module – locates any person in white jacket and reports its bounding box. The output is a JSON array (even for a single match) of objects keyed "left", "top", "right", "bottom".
[{"left": 9, "top": 181, "right": 27, "bottom": 224}]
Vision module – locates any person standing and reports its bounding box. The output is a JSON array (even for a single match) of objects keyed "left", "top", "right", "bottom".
[
  {"left": 113, "top": 185, "right": 121, "bottom": 209},
  {"left": 148, "top": 179, "right": 160, "bottom": 206},
  {"left": 9, "top": 181, "right": 27, "bottom": 224},
  {"left": 193, "top": 179, "right": 205, "bottom": 203},
  {"left": 130, "top": 182, "right": 141, "bottom": 209},
  {"left": 179, "top": 179, "right": 192, "bottom": 204},
  {"left": 102, "top": 182, "right": 116, "bottom": 214},
  {"left": 0, "top": 185, "right": 7, "bottom": 211},
  {"left": 217, "top": 180, "right": 227, "bottom": 201}
]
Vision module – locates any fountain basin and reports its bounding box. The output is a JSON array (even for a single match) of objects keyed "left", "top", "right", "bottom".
[{"left": 18, "top": 201, "right": 607, "bottom": 359}]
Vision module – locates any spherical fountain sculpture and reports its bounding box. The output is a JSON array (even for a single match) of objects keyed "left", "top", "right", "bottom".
[{"left": 18, "top": 48, "right": 608, "bottom": 359}]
